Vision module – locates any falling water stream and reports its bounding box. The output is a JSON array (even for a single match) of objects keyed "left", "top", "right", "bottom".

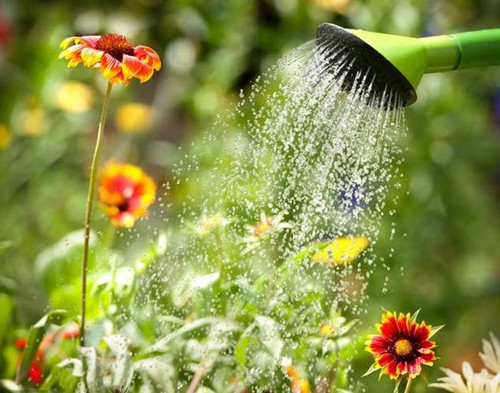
[{"left": 136, "top": 38, "right": 407, "bottom": 391}]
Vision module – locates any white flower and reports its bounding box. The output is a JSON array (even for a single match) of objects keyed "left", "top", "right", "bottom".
[
  {"left": 430, "top": 334, "right": 500, "bottom": 393},
  {"left": 430, "top": 363, "right": 499, "bottom": 393},
  {"left": 480, "top": 333, "right": 500, "bottom": 374},
  {"left": 243, "top": 212, "right": 291, "bottom": 247}
]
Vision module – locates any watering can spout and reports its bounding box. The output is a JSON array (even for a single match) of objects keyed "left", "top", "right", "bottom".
[{"left": 317, "top": 23, "right": 500, "bottom": 107}]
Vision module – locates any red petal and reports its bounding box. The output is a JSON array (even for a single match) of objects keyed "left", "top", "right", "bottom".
[
  {"left": 100, "top": 53, "right": 122, "bottom": 81},
  {"left": 77, "top": 35, "right": 100, "bottom": 48},
  {"left": 414, "top": 324, "right": 431, "bottom": 341},
  {"left": 380, "top": 316, "right": 398, "bottom": 339},
  {"left": 122, "top": 54, "right": 153, "bottom": 82},
  {"left": 386, "top": 360, "right": 399, "bottom": 378},
  {"left": 418, "top": 351, "right": 436, "bottom": 363},
  {"left": 419, "top": 340, "right": 435, "bottom": 350},
  {"left": 377, "top": 353, "right": 394, "bottom": 367},
  {"left": 397, "top": 313, "right": 410, "bottom": 335},
  {"left": 369, "top": 336, "right": 390, "bottom": 354}
]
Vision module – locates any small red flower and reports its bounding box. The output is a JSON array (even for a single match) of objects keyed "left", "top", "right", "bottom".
[
  {"left": 99, "top": 162, "right": 156, "bottom": 228},
  {"left": 366, "top": 311, "right": 441, "bottom": 380},
  {"left": 59, "top": 34, "right": 161, "bottom": 85},
  {"left": 15, "top": 339, "right": 44, "bottom": 386}
]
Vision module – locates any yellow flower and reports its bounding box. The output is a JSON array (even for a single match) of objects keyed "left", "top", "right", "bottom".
[
  {"left": 115, "top": 103, "right": 154, "bottom": 133},
  {"left": 56, "top": 81, "right": 93, "bottom": 113},
  {"left": 21, "top": 107, "right": 46, "bottom": 136},
  {"left": 311, "top": 236, "right": 369, "bottom": 265},
  {"left": 0, "top": 125, "right": 11, "bottom": 149},
  {"left": 319, "top": 322, "right": 335, "bottom": 337}
]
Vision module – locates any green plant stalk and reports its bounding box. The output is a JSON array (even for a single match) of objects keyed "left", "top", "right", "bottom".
[
  {"left": 80, "top": 82, "right": 113, "bottom": 347},
  {"left": 403, "top": 377, "right": 413, "bottom": 393}
]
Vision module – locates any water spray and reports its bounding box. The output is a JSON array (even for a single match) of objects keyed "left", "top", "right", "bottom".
[{"left": 317, "top": 23, "right": 500, "bottom": 107}]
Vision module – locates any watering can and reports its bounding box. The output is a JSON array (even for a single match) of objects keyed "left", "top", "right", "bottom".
[{"left": 317, "top": 23, "right": 500, "bottom": 107}]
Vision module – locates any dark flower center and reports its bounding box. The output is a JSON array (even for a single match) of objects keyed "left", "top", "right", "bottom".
[
  {"left": 96, "top": 34, "right": 134, "bottom": 61},
  {"left": 117, "top": 200, "right": 130, "bottom": 213},
  {"left": 394, "top": 338, "right": 413, "bottom": 357}
]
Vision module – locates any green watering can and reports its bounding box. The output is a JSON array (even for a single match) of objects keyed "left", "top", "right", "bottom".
[{"left": 316, "top": 23, "right": 500, "bottom": 107}]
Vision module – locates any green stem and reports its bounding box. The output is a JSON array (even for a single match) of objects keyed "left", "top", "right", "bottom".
[
  {"left": 403, "top": 377, "right": 413, "bottom": 393},
  {"left": 80, "top": 82, "right": 113, "bottom": 347}
]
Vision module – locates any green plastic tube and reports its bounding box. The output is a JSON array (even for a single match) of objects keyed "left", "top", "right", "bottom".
[{"left": 451, "top": 29, "right": 500, "bottom": 69}]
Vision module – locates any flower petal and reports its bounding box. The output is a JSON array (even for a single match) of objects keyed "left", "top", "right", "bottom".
[
  {"left": 100, "top": 53, "right": 122, "bottom": 81},
  {"left": 80, "top": 48, "right": 105, "bottom": 67},
  {"left": 134, "top": 45, "right": 161, "bottom": 70},
  {"left": 60, "top": 35, "right": 100, "bottom": 49},
  {"left": 122, "top": 54, "right": 150, "bottom": 82}
]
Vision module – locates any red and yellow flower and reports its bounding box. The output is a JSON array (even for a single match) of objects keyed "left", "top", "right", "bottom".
[
  {"left": 366, "top": 311, "right": 440, "bottom": 380},
  {"left": 59, "top": 34, "right": 161, "bottom": 85},
  {"left": 99, "top": 163, "right": 156, "bottom": 228}
]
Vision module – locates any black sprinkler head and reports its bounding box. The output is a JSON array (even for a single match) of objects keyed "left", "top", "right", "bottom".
[{"left": 316, "top": 23, "right": 417, "bottom": 108}]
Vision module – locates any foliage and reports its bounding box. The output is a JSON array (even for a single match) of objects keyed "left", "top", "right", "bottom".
[{"left": 0, "top": 0, "right": 499, "bottom": 392}]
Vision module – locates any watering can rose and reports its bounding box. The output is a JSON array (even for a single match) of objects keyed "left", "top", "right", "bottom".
[
  {"left": 365, "top": 311, "right": 442, "bottom": 380},
  {"left": 99, "top": 163, "right": 156, "bottom": 228},
  {"left": 59, "top": 34, "right": 161, "bottom": 84}
]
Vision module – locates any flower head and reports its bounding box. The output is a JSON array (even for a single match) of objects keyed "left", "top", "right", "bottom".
[
  {"left": 59, "top": 34, "right": 161, "bottom": 85},
  {"left": 244, "top": 212, "right": 291, "bottom": 244},
  {"left": 430, "top": 333, "right": 500, "bottom": 393},
  {"left": 366, "top": 311, "right": 440, "bottom": 380},
  {"left": 282, "top": 362, "right": 311, "bottom": 393},
  {"left": 99, "top": 162, "right": 156, "bottom": 228},
  {"left": 311, "top": 235, "right": 369, "bottom": 265}
]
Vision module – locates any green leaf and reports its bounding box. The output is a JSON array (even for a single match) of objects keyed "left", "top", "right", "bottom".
[
  {"left": 235, "top": 335, "right": 251, "bottom": 368},
  {"left": 144, "top": 317, "right": 229, "bottom": 354},
  {"left": 393, "top": 376, "right": 403, "bottom": 393},
  {"left": 361, "top": 363, "right": 379, "bottom": 377},
  {"left": 0, "top": 277, "right": 15, "bottom": 295},
  {"left": 0, "top": 380, "right": 23, "bottom": 392},
  {"left": 133, "top": 357, "right": 175, "bottom": 393},
  {"left": 255, "top": 316, "right": 283, "bottom": 361},
  {"left": 0, "top": 240, "right": 13, "bottom": 254},
  {"left": 429, "top": 324, "right": 445, "bottom": 338},
  {"left": 16, "top": 309, "right": 69, "bottom": 384},
  {"left": 0, "top": 295, "right": 13, "bottom": 342},
  {"left": 410, "top": 309, "right": 421, "bottom": 323},
  {"left": 104, "top": 335, "right": 133, "bottom": 391},
  {"left": 80, "top": 346, "right": 105, "bottom": 393}
]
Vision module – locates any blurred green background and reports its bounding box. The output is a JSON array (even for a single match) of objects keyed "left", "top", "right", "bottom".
[{"left": 0, "top": 0, "right": 499, "bottom": 391}]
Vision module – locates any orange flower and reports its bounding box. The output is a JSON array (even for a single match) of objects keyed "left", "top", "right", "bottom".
[
  {"left": 283, "top": 365, "right": 311, "bottom": 393},
  {"left": 99, "top": 163, "right": 156, "bottom": 228},
  {"left": 365, "top": 311, "right": 441, "bottom": 380},
  {"left": 59, "top": 34, "right": 161, "bottom": 85}
]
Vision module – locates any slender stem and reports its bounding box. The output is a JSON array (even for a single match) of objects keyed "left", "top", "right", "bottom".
[
  {"left": 403, "top": 377, "right": 413, "bottom": 393},
  {"left": 185, "top": 366, "right": 206, "bottom": 393},
  {"left": 80, "top": 82, "right": 113, "bottom": 347}
]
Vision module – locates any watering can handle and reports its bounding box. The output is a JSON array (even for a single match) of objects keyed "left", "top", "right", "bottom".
[{"left": 450, "top": 29, "right": 500, "bottom": 69}]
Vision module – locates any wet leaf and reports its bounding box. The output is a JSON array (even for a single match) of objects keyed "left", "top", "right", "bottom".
[
  {"left": 16, "top": 309, "right": 69, "bottom": 384},
  {"left": 80, "top": 346, "right": 105, "bottom": 393}
]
